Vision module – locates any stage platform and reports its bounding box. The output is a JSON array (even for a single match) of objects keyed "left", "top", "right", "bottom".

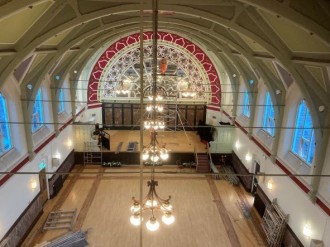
[
  {"left": 75, "top": 130, "right": 208, "bottom": 165},
  {"left": 102, "top": 130, "right": 207, "bottom": 153}
]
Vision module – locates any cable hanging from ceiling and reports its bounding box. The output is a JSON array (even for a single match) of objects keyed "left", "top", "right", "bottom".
[{"left": 130, "top": 0, "right": 174, "bottom": 232}]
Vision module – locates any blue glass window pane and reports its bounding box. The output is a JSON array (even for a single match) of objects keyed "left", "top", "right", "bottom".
[
  {"left": 243, "top": 92, "right": 250, "bottom": 117},
  {"left": 39, "top": 162, "right": 47, "bottom": 170},
  {"left": 307, "top": 132, "right": 315, "bottom": 164},
  {"left": 32, "top": 89, "right": 44, "bottom": 132},
  {"left": 0, "top": 92, "right": 12, "bottom": 155},
  {"left": 291, "top": 100, "right": 315, "bottom": 165},
  {"left": 263, "top": 91, "right": 275, "bottom": 136},
  {"left": 57, "top": 88, "right": 65, "bottom": 113}
]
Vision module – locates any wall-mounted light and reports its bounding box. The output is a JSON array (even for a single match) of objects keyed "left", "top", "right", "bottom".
[
  {"left": 319, "top": 105, "right": 325, "bottom": 112},
  {"left": 235, "top": 140, "right": 240, "bottom": 149},
  {"left": 30, "top": 179, "right": 37, "bottom": 190},
  {"left": 245, "top": 152, "right": 252, "bottom": 161},
  {"left": 275, "top": 89, "right": 281, "bottom": 95},
  {"left": 267, "top": 180, "right": 273, "bottom": 190},
  {"left": 54, "top": 152, "right": 61, "bottom": 159},
  {"left": 67, "top": 139, "right": 72, "bottom": 147},
  {"left": 303, "top": 224, "right": 312, "bottom": 237}
]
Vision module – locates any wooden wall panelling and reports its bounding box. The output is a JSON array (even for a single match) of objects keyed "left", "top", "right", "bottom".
[{"left": 231, "top": 151, "right": 253, "bottom": 191}]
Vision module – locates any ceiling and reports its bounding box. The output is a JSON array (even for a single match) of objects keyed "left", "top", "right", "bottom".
[{"left": 0, "top": 0, "right": 329, "bottom": 124}]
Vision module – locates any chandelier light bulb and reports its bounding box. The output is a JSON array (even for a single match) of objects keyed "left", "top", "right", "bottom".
[
  {"left": 146, "top": 200, "right": 158, "bottom": 207},
  {"left": 162, "top": 212, "right": 175, "bottom": 225},
  {"left": 130, "top": 203, "right": 141, "bottom": 214},
  {"left": 157, "top": 105, "right": 163, "bottom": 112},
  {"left": 142, "top": 152, "right": 149, "bottom": 160},
  {"left": 144, "top": 123, "right": 151, "bottom": 129},
  {"left": 159, "top": 122, "right": 165, "bottom": 129},
  {"left": 146, "top": 105, "right": 152, "bottom": 111},
  {"left": 130, "top": 214, "right": 142, "bottom": 226},
  {"left": 161, "top": 202, "right": 173, "bottom": 212},
  {"left": 160, "top": 151, "right": 169, "bottom": 160},
  {"left": 150, "top": 154, "right": 160, "bottom": 162},
  {"left": 146, "top": 217, "right": 160, "bottom": 231}
]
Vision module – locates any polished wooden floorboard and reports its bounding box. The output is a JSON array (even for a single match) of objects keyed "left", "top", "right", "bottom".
[{"left": 23, "top": 165, "right": 266, "bottom": 247}]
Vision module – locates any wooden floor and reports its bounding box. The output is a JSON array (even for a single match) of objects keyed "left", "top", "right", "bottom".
[{"left": 23, "top": 165, "right": 266, "bottom": 247}]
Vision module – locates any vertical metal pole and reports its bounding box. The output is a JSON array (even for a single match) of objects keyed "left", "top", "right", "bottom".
[
  {"left": 139, "top": 1, "right": 144, "bottom": 246},
  {"left": 151, "top": 0, "right": 158, "bottom": 179}
]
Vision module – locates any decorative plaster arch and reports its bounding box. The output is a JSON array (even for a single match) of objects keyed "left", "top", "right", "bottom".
[{"left": 87, "top": 31, "right": 221, "bottom": 107}]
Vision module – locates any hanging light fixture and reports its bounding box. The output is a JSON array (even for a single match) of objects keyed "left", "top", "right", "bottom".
[
  {"left": 130, "top": 0, "right": 174, "bottom": 231},
  {"left": 142, "top": 144, "right": 169, "bottom": 162},
  {"left": 144, "top": 120, "right": 165, "bottom": 130},
  {"left": 130, "top": 180, "right": 174, "bottom": 231}
]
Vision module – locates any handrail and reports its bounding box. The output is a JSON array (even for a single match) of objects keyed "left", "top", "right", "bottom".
[
  {"left": 194, "top": 144, "right": 198, "bottom": 168},
  {"left": 206, "top": 143, "right": 220, "bottom": 177}
]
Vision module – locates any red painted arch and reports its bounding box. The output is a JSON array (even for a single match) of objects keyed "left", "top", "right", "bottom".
[{"left": 87, "top": 31, "right": 221, "bottom": 107}]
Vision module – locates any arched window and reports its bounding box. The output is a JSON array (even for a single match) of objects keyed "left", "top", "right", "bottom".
[
  {"left": 32, "top": 89, "right": 44, "bottom": 132},
  {"left": 263, "top": 91, "right": 275, "bottom": 136},
  {"left": 243, "top": 92, "right": 250, "bottom": 117},
  {"left": 57, "top": 88, "right": 65, "bottom": 113},
  {"left": 292, "top": 100, "right": 315, "bottom": 165},
  {"left": 0, "top": 92, "right": 12, "bottom": 155}
]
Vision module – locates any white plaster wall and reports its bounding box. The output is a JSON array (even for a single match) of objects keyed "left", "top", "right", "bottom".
[
  {"left": 0, "top": 126, "right": 74, "bottom": 240},
  {"left": 252, "top": 80, "right": 267, "bottom": 136},
  {"left": 318, "top": 136, "right": 330, "bottom": 205},
  {"left": 277, "top": 84, "right": 303, "bottom": 160},
  {"left": 220, "top": 73, "right": 233, "bottom": 115},
  {"left": 62, "top": 78, "right": 73, "bottom": 116},
  {"left": 0, "top": 74, "right": 75, "bottom": 241},
  {"left": 83, "top": 107, "right": 102, "bottom": 125},
  {"left": 234, "top": 128, "right": 330, "bottom": 246},
  {"left": 42, "top": 77, "right": 55, "bottom": 133}
]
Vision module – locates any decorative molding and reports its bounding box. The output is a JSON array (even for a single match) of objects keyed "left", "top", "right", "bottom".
[{"left": 88, "top": 31, "right": 221, "bottom": 106}]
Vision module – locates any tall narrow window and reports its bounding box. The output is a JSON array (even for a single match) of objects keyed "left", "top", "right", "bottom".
[
  {"left": 292, "top": 100, "right": 315, "bottom": 165},
  {"left": 0, "top": 92, "right": 12, "bottom": 155},
  {"left": 243, "top": 92, "right": 250, "bottom": 117},
  {"left": 57, "top": 88, "right": 65, "bottom": 113},
  {"left": 32, "top": 89, "right": 44, "bottom": 132},
  {"left": 263, "top": 91, "right": 275, "bottom": 136}
]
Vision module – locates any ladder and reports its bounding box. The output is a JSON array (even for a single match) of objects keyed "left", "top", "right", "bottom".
[{"left": 43, "top": 209, "right": 77, "bottom": 231}]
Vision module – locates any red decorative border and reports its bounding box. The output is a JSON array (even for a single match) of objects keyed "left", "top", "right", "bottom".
[{"left": 88, "top": 31, "right": 221, "bottom": 106}]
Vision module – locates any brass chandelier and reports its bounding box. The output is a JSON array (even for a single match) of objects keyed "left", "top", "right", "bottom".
[{"left": 130, "top": 0, "right": 174, "bottom": 232}]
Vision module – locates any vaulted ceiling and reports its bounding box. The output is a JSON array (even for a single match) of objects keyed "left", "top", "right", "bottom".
[{"left": 0, "top": 0, "right": 329, "bottom": 124}]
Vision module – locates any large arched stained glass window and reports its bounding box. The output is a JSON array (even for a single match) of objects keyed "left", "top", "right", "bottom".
[
  {"left": 263, "top": 91, "right": 275, "bottom": 136},
  {"left": 0, "top": 92, "right": 12, "bottom": 155},
  {"left": 243, "top": 92, "right": 250, "bottom": 117},
  {"left": 32, "top": 89, "right": 44, "bottom": 132},
  {"left": 292, "top": 100, "right": 315, "bottom": 165},
  {"left": 57, "top": 88, "right": 65, "bottom": 113}
]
